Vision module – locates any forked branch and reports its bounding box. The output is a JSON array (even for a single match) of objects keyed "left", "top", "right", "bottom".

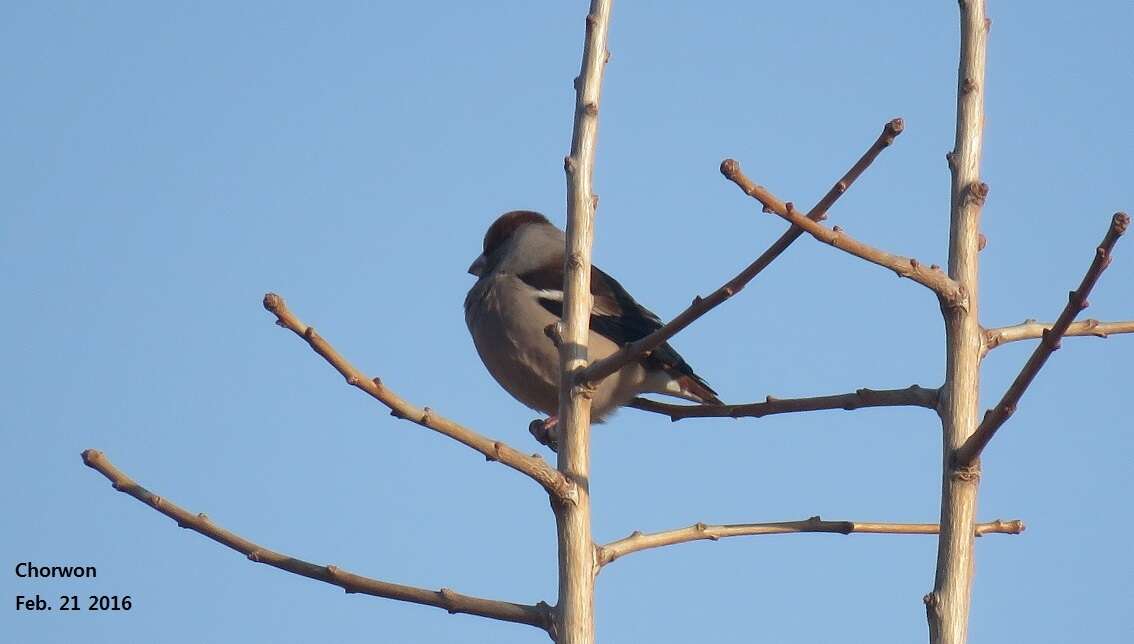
[
  {"left": 955, "top": 212, "right": 1129, "bottom": 467},
  {"left": 984, "top": 318, "right": 1134, "bottom": 355},
  {"left": 262, "top": 293, "right": 575, "bottom": 502},
  {"left": 628, "top": 384, "right": 938, "bottom": 421},
  {"left": 579, "top": 119, "right": 905, "bottom": 388},
  {"left": 81, "top": 450, "right": 554, "bottom": 633},
  {"left": 597, "top": 516, "right": 1024, "bottom": 567},
  {"left": 720, "top": 159, "right": 963, "bottom": 306}
]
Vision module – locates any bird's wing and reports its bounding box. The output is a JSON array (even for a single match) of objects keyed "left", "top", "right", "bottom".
[{"left": 517, "top": 263, "right": 721, "bottom": 404}]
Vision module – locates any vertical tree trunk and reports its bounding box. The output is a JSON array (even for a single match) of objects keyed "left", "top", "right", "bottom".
[
  {"left": 556, "top": 2, "right": 613, "bottom": 643},
  {"left": 928, "top": 1, "right": 989, "bottom": 643}
]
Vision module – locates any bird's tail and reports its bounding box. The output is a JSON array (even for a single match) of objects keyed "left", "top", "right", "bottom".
[
  {"left": 645, "top": 371, "right": 723, "bottom": 406},
  {"left": 676, "top": 374, "right": 723, "bottom": 406}
]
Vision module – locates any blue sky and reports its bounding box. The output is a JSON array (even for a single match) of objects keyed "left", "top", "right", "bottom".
[{"left": 3, "top": 2, "right": 1131, "bottom": 642}]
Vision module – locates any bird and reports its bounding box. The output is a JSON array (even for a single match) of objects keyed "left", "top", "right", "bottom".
[{"left": 464, "top": 210, "right": 721, "bottom": 445}]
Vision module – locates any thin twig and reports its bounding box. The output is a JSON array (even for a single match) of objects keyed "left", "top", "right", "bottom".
[
  {"left": 579, "top": 119, "right": 905, "bottom": 388},
  {"left": 720, "top": 159, "right": 963, "bottom": 306},
  {"left": 80, "top": 450, "right": 554, "bottom": 633},
  {"left": 262, "top": 293, "right": 575, "bottom": 502},
  {"left": 596, "top": 516, "right": 1024, "bottom": 567},
  {"left": 983, "top": 318, "right": 1134, "bottom": 355},
  {"left": 955, "top": 212, "right": 1129, "bottom": 467},
  {"left": 627, "top": 384, "right": 938, "bottom": 421}
]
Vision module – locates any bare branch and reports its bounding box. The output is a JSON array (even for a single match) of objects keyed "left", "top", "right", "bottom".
[
  {"left": 80, "top": 450, "right": 554, "bottom": 633},
  {"left": 929, "top": 3, "right": 991, "bottom": 640},
  {"left": 720, "top": 158, "right": 963, "bottom": 306},
  {"left": 579, "top": 119, "right": 905, "bottom": 388},
  {"left": 597, "top": 516, "right": 1024, "bottom": 567},
  {"left": 627, "top": 384, "right": 939, "bottom": 421},
  {"left": 556, "top": 2, "right": 613, "bottom": 642},
  {"left": 984, "top": 318, "right": 1134, "bottom": 354},
  {"left": 262, "top": 293, "right": 575, "bottom": 502},
  {"left": 955, "top": 212, "right": 1129, "bottom": 467}
]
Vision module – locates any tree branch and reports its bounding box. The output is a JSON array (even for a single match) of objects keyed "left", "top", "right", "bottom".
[
  {"left": 80, "top": 449, "right": 554, "bottom": 633},
  {"left": 262, "top": 293, "right": 576, "bottom": 502},
  {"left": 596, "top": 516, "right": 1024, "bottom": 567},
  {"left": 556, "top": 2, "right": 613, "bottom": 642},
  {"left": 627, "top": 384, "right": 939, "bottom": 421},
  {"left": 929, "top": 3, "right": 991, "bottom": 640},
  {"left": 720, "top": 158, "right": 963, "bottom": 306},
  {"left": 955, "top": 212, "right": 1129, "bottom": 467},
  {"left": 579, "top": 119, "right": 905, "bottom": 388},
  {"left": 983, "top": 318, "right": 1134, "bottom": 354}
]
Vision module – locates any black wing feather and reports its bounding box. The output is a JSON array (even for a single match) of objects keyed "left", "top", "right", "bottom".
[{"left": 522, "top": 264, "right": 717, "bottom": 398}]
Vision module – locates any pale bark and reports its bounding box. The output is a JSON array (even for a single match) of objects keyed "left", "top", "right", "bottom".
[
  {"left": 984, "top": 318, "right": 1134, "bottom": 355},
  {"left": 262, "top": 293, "right": 575, "bottom": 501},
  {"left": 81, "top": 450, "right": 554, "bottom": 632},
  {"left": 721, "top": 159, "right": 962, "bottom": 304},
  {"left": 928, "top": 2, "right": 989, "bottom": 642},
  {"left": 597, "top": 517, "right": 1024, "bottom": 567},
  {"left": 555, "top": 2, "right": 613, "bottom": 643}
]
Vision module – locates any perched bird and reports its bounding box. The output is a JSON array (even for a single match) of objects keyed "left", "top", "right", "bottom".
[{"left": 464, "top": 210, "right": 721, "bottom": 439}]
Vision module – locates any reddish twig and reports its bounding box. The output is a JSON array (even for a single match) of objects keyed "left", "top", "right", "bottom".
[
  {"left": 628, "top": 384, "right": 938, "bottom": 421},
  {"left": 955, "top": 212, "right": 1129, "bottom": 466},
  {"left": 262, "top": 293, "right": 576, "bottom": 502},
  {"left": 80, "top": 450, "right": 554, "bottom": 633},
  {"left": 720, "top": 159, "right": 963, "bottom": 307},
  {"left": 596, "top": 516, "right": 1024, "bottom": 567},
  {"left": 578, "top": 119, "right": 905, "bottom": 388}
]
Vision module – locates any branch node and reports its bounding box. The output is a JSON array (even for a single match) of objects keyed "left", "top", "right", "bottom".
[
  {"left": 952, "top": 463, "right": 981, "bottom": 482},
  {"left": 486, "top": 442, "right": 502, "bottom": 463},
  {"left": 967, "top": 181, "right": 990, "bottom": 206},
  {"left": 262, "top": 292, "right": 283, "bottom": 313},
  {"left": 438, "top": 588, "right": 458, "bottom": 614},
  {"left": 1114, "top": 211, "right": 1131, "bottom": 234}
]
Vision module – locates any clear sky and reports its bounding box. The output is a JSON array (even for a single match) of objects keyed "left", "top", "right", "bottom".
[{"left": 3, "top": 2, "right": 1131, "bottom": 643}]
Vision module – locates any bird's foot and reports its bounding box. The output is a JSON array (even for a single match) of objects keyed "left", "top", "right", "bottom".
[{"left": 528, "top": 416, "right": 559, "bottom": 453}]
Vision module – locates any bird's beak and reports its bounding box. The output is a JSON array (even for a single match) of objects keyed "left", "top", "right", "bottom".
[{"left": 468, "top": 254, "right": 487, "bottom": 276}]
